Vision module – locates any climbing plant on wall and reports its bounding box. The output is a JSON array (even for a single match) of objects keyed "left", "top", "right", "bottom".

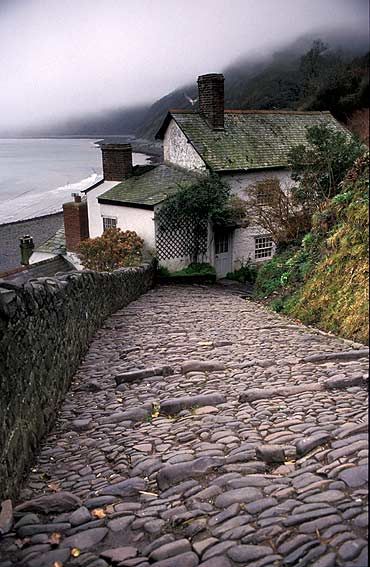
[{"left": 156, "top": 174, "right": 246, "bottom": 263}]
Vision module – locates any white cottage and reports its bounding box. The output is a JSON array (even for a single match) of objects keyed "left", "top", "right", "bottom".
[{"left": 84, "top": 73, "right": 344, "bottom": 277}]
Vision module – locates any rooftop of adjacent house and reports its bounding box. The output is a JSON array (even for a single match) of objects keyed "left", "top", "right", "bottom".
[
  {"left": 156, "top": 109, "right": 347, "bottom": 172},
  {"left": 0, "top": 212, "right": 64, "bottom": 274},
  {"left": 36, "top": 225, "right": 66, "bottom": 255},
  {"left": 98, "top": 164, "right": 203, "bottom": 208},
  {"left": 0, "top": 255, "right": 75, "bottom": 285}
]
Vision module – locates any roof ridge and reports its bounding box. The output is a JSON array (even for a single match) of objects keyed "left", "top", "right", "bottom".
[
  {"left": 224, "top": 109, "right": 331, "bottom": 115},
  {"left": 169, "top": 109, "right": 331, "bottom": 115}
]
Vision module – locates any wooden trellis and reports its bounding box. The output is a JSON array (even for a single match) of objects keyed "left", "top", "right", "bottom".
[{"left": 155, "top": 215, "right": 208, "bottom": 261}]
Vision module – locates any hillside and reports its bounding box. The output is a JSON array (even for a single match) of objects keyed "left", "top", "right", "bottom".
[
  {"left": 12, "top": 30, "right": 369, "bottom": 141},
  {"left": 254, "top": 152, "right": 369, "bottom": 344},
  {"left": 136, "top": 42, "right": 369, "bottom": 140}
]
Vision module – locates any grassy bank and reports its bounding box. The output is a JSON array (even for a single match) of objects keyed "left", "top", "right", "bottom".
[{"left": 254, "top": 152, "right": 369, "bottom": 344}]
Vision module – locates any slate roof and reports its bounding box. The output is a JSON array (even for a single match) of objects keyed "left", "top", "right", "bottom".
[
  {"left": 36, "top": 226, "right": 66, "bottom": 254},
  {"left": 156, "top": 110, "right": 346, "bottom": 172},
  {"left": 98, "top": 164, "right": 203, "bottom": 208},
  {"left": 1, "top": 256, "right": 74, "bottom": 285}
]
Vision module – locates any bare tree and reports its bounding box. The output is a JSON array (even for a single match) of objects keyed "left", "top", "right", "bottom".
[{"left": 246, "top": 177, "right": 311, "bottom": 247}]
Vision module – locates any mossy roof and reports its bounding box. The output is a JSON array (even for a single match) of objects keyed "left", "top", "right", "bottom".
[
  {"left": 156, "top": 110, "right": 346, "bottom": 172},
  {"left": 36, "top": 225, "right": 66, "bottom": 254},
  {"left": 98, "top": 164, "right": 202, "bottom": 208}
]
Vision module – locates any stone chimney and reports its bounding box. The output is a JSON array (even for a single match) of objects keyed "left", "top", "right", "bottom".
[
  {"left": 197, "top": 73, "right": 225, "bottom": 130},
  {"left": 63, "top": 194, "right": 89, "bottom": 253},
  {"left": 20, "top": 235, "right": 34, "bottom": 265},
  {"left": 101, "top": 143, "right": 133, "bottom": 181}
]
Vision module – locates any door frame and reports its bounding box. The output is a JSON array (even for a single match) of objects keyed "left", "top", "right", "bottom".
[{"left": 213, "top": 228, "right": 234, "bottom": 278}]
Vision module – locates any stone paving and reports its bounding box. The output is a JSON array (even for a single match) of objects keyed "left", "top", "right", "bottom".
[{"left": 0, "top": 285, "right": 368, "bottom": 567}]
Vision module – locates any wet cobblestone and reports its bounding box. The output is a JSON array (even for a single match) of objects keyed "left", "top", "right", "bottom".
[{"left": 0, "top": 285, "right": 368, "bottom": 566}]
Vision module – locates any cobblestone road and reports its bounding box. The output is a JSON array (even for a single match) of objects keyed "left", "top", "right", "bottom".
[{"left": 1, "top": 285, "right": 368, "bottom": 567}]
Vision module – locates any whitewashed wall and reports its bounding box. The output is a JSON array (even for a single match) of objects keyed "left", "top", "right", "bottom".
[
  {"left": 163, "top": 119, "right": 206, "bottom": 172},
  {"left": 99, "top": 203, "right": 156, "bottom": 250},
  {"left": 223, "top": 169, "right": 293, "bottom": 268},
  {"left": 85, "top": 180, "right": 119, "bottom": 238},
  {"left": 85, "top": 153, "right": 150, "bottom": 238}
]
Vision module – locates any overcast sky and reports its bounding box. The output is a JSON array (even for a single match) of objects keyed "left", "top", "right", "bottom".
[{"left": 0, "top": 0, "right": 368, "bottom": 131}]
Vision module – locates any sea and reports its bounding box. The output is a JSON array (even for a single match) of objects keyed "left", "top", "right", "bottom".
[{"left": 0, "top": 138, "right": 150, "bottom": 224}]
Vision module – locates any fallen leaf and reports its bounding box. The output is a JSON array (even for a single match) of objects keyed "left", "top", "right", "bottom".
[
  {"left": 71, "top": 548, "right": 81, "bottom": 557},
  {"left": 53, "top": 562, "right": 63, "bottom": 567},
  {"left": 49, "top": 532, "right": 62, "bottom": 545},
  {"left": 15, "top": 538, "right": 31, "bottom": 549},
  {"left": 48, "top": 482, "right": 60, "bottom": 492},
  {"left": 139, "top": 490, "right": 158, "bottom": 497},
  {"left": 91, "top": 508, "right": 106, "bottom": 519}
]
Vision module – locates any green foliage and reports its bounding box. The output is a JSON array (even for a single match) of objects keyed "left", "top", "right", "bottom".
[
  {"left": 288, "top": 152, "right": 369, "bottom": 343},
  {"left": 171, "top": 263, "right": 216, "bottom": 277},
  {"left": 253, "top": 249, "right": 298, "bottom": 297},
  {"left": 157, "top": 265, "right": 170, "bottom": 277},
  {"left": 226, "top": 261, "right": 258, "bottom": 284},
  {"left": 78, "top": 228, "right": 144, "bottom": 272},
  {"left": 254, "top": 151, "right": 369, "bottom": 343},
  {"left": 157, "top": 174, "right": 245, "bottom": 262},
  {"left": 288, "top": 124, "right": 364, "bottom": 212}
]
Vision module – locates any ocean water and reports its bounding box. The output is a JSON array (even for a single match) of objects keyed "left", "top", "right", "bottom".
[{"left": 0, "top": 138, "right": 149, "bottom": 224}]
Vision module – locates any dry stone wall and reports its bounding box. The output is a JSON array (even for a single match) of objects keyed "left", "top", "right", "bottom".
[{"left": 0, "top": 262, "right": 155, "bottom": 500}]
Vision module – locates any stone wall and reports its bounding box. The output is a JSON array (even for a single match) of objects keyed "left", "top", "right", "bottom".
[{"left": 0, "top": 262, "right": 156, "bottom": 500}]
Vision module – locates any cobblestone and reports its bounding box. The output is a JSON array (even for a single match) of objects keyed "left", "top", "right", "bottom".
[{"left": 0, "top": 285, "right": 368, "bottom": 566}]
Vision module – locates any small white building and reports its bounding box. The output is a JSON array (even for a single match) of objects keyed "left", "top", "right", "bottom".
[{"left": 83, "top": 73, "right": 344, "bottom": 278}]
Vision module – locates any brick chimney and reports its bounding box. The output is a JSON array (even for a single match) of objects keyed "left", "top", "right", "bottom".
[
  {"left": 63, "top": 194, "right": 89, "bottom": 253},
  {"left": 101, "top": 143, "right": 133, "bottom": 181},
  {"left": 197, "top": 73, "right": 225, "bottom": 130}
]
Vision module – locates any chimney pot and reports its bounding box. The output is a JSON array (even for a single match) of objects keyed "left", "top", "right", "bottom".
[
  {"left": 20, "top": 235, "right": 34, "bottom": 266},
  {"left": 72, "top": 193, "right": 82, "bottom": 203},
  {"left": 197, "top": 73, "right": 225, "bottom": 130},
  {"left": 101, "top": 143, "right": 133, "bottom": 181}
]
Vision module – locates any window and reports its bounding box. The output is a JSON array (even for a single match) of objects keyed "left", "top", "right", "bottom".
[
  {"left": 215, "top": 231, "right": 229, "bottom": 254},
  {"left": 255, "top": 236, "right": 274, "bottom": 259},
  {"left": 255, "top": 179, "right": 280, "bottom": 206},
  {"left": 102, "top": 217, "right": 117, "bottom": 231}
]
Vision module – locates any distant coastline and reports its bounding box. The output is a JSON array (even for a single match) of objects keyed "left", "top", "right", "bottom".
[{"left": 0, "top": 134, "right": 163, "bottom": 159}]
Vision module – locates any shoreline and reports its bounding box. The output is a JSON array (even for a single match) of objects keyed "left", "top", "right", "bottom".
[{"left": 0, "top": 139, "right": 162, "bottom": 226}]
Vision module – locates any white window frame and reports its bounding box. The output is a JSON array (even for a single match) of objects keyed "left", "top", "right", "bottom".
[
  {"left": 255, "top": 235, "right": 274, "bottom": 260},
  {"left": 102, "top": 216, "right": 117, "bottom": 231}
]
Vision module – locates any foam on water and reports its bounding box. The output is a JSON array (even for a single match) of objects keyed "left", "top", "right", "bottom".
[
  {"left": 0, "top": 138, "right": 150, "bottom": 224},
  {"left": 0, "top": 173, "right": 101, "bottom": 223}
]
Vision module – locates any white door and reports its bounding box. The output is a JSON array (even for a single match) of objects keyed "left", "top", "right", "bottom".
[{"left": 214, "top": 230, "right": 232, "bottom": 278}]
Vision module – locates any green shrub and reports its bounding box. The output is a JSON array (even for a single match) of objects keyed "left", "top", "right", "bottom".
[
  {"left": 171, "top": 263, "right": 216, "bottom": 277},
  {"left": 226, "top": 261, "right": 258, "bottom": 284},
  {"left": 157, "top": 265, "right": 170, "bottom": 277},
  {"left": 253, "top": 249, "right": 297, "bottom": 297}
]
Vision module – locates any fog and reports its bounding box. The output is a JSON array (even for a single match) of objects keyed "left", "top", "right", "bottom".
[{"left": 0, "top": 0, "right": 368, "bottom": 132}]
